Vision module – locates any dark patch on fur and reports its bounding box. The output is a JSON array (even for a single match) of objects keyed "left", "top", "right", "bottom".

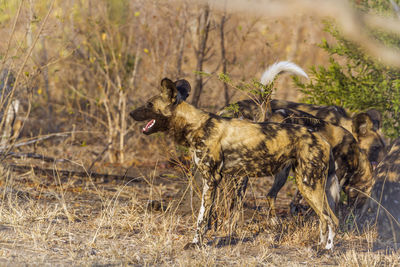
[{"left": 366, "top": 138, "right": 400, "bottom": 244}]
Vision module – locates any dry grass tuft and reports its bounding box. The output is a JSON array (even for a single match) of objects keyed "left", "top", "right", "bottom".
[
  {"left": 0, "top": 162, "right": 399, "bottom": 265},
  {"left": 0, "top": 0, "right": 399, "bottom": 265}
]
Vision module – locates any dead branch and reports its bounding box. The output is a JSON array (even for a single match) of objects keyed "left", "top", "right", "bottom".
[
  {"left": 219, "top": 11, "right": 229, "bottom": 106},
  {"left": 176, "top": 2, "right": 189, "bottom": 77},
  {"left": 197, "top": 0, "right": 400, "bottom": 67},
  {"left": 0, "top": 133, "right": 69, "bottom": 152},
  {"left": 191, "top": 4, "right": 212, "bottom": 107},
  {"left": 6, "top": 152, "right": 67, "bottom": 163},
  {"left": 87, "top": 142, "right": 112, "bottom": 173},
  {"left": 7, "top": 164, "right": 144, "bottom": 183}
]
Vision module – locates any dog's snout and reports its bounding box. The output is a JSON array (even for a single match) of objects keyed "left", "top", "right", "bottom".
[{"left": 130, "top": 109, "right": 142, "bottom": 121}]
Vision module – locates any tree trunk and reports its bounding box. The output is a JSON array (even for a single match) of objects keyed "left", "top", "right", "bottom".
[
  {"left": 191, "top": 5, "right": 211, "bottom": 108},
  {"left": 219, "top": 13, "right": 229, "bottom": 106}
]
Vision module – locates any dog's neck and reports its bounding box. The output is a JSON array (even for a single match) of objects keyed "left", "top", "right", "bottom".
[{"left": 168, "top": 101, "right": 211, "bottom": 146}]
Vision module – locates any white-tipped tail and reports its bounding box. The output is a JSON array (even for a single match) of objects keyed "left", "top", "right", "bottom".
[{"left": 260, "top": 61, "right": 308, "bottom": 85}]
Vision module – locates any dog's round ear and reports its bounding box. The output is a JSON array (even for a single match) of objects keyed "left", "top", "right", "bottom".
[
  {"left": 352, "top": 112, "right": 374, "bottom": 137},
  {"left": 160, "top": 78, "right": 178, "bottom": 102},
  {"left": 174, "top": 79, "right": 191, "bottom": 104},
  {"left": 365, "top": 109, "right": 382, "bottom": 131}
]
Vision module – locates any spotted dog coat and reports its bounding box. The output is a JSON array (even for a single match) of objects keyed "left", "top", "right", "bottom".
[
  {"left": 270, "top": 99, "right": 387, "bottom": 166},
  {"left": 220, "top": 104, "right": 373, "bottom": 215},
  {"left": 365, "top": 138, "right": 400, "bottom": 243},
  {"left": 266, "top": 108, "right": 373, "bottom": 209},
  {"left": 218, "top": 61, "right": 377, "bottom": 215},
  {"left": 217, "top": 60, "right": 386, "bottom": 166},
  {"left": 221, "top": 98, "right": 386, "bottom": 166},
  {"left": 130, "top": 78, "right": 339, "bottom": 250}
]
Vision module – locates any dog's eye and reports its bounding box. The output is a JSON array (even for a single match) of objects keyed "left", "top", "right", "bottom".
[{"left": 147, "top": 102, "right": 153, "bottom": 108}]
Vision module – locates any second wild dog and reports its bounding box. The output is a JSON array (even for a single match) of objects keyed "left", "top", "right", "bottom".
[
  {"left": 219, "top": 61, "right": 386, "bottom": 166},
  {"left": 219, "top": 61, "right": 375, "bottom": 215},
  {"left": 364, "top": 138, "right": 400, "bottom": 245}
]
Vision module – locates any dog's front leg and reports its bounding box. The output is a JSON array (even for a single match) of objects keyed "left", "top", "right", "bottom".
[{"left": 184, "top": 178, "right": 217, "bottom": 249}]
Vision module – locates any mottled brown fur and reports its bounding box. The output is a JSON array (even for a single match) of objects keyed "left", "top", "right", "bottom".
[
  {"left": 366, "top": 138, "right": 400, "bottom": 244},
  {"left": 220, "top": 99, "right": 386, "bottom": 165},
  {"left": 267, "top": 108, "right": 374, "bottom": 202},
  {"left": 220, "top": 103, "right": 374, "bottom": 212},
  {"left": 130, "top": 78, "right": 338, "bottom": 250},
  {"left": 270, "top": 99, "right": 387, "bottom": 165}
]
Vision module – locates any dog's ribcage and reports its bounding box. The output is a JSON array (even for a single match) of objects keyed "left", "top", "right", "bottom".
[{"left": 190, "top": 118, "right": 327, "bottom": 186}]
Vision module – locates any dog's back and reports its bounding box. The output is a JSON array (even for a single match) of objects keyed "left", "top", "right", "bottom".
[
  {"left": 220, "top": 99, "right": 386, "bottom": 166},
  {"left": 270, "top": 99, "right": 349, "bottom": 127}
]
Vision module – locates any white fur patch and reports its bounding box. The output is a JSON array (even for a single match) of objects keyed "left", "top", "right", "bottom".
[
  {"left": 327, "top": 174, "right": 340, "bottom": 209},
  {"left": 192, "top": 182, "right": 210, "bottom": 244},
  {"left": 325, "top": 225, "right": 335, "bottom": 250},
  {"left": 196, "top": 182, "right": 209, "bottom": 226},
  {"left": 193, "top": 150, "right": 202, "bottom": 165},
  {"left": 275, "top": 109, "right": 287, "bottom": 116},
  {"left": 260, "top": 61, "right": 308, "bottom": 86}
]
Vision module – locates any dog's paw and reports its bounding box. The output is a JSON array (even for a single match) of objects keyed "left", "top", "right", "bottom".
[
  {"left": 183, "top": 242, "right": 201, "bottom": 250},
  {"left": 311, "top": 244, "right": 334, "bottom": 256}
]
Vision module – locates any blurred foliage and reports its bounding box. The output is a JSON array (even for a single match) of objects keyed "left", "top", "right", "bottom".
[
  {"left": 294, "top": 0, "right": 400, "bottom": 138},
  {"left": 0, "top": 0, "right": 18, "bottom": 24},
  {"left": 107, "top": 0, "right": 129, "bottom": 24}
]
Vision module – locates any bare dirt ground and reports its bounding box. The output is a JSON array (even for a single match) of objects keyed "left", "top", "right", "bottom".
[{"left": 0, "top": 139, "right": 399, "bottom": 266}]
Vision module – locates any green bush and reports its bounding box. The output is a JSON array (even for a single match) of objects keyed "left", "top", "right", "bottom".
[{"left": 294, "top": 1, "right": 400, "bottom": 139}]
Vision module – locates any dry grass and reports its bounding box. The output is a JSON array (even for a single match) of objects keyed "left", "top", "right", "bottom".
[
  {"left": 0, "top": 0, "right": 399, "bottom": 265},
  {"left": 0, "top": 161, "right": 399, "bottom": 266}
]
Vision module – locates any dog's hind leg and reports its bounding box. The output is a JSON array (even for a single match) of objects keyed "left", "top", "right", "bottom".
[
  {"left": 296, "top": 178, "right": 337, "bottom": 249},
  {"left": 296, "top": 171, "right": 338, "bottom": 250},
  {"left": 294, "top": 142, "right": 339, "bottom": 250},
  {"left": 266, "top": 163, "right": 291, "bottom": 219},
  {"left": 325, "top": 152, "right": 340, "bottom": 214}
]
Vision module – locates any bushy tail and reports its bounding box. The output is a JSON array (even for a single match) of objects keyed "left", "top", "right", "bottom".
[{"left": 260, "top": 61, "right": 308, "bottom": 85}]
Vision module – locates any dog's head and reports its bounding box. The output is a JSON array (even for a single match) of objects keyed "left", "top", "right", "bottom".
[
  {"left": 130, "top": 78, "right": 191, "bottom": 135},
  {"left": 352, "top": 112, "right": 386, "bottom": 166}
]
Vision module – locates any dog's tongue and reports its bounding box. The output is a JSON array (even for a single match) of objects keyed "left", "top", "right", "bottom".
[{"left": 143, "top": 119, "right": 155, "bottom": 133}]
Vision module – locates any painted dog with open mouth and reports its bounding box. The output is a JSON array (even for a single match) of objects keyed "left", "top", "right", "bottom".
[{"left": 130, "top": 78, "right": 339, "bottom": 250}]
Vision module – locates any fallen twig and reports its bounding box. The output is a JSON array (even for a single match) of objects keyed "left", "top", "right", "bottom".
[
  {"left": 0, "top": 133, "right": 69, "bottom": 152},
  {"left": 5, "top": 152, "right": 66, "bottom": 163},
  {"left": 87, "top": 142, "right": 112, "bottom": 173},
  {"left": 7, "top": 164, "right": 144, "bottom": 183}
]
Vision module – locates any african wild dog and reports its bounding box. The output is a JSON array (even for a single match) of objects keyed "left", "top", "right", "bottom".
[
  {"left": 222, "top": 98, "right": 386, "bottom": 168},
  {"left": 264, "top": 108, "right": 373, "bottom": 214},
  {"left": 219, "top": 61, "right": 386, "bottom": 166},
  {"left": 130, "top": 78, "right": 339, "bottom": 250},
  {"left": 219, "top": 61, "right": 376, "bottom": 215},
  {"left": 270, "top": 99, "right": 386, "bottom": 166},
  {"left": 363, "top": 138, "right": 400, "bottom": 245}
]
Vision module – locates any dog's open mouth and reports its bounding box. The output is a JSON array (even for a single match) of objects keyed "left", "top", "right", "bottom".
[{"left": 143, "top": 119, "right": 156, "bottom": 133}]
